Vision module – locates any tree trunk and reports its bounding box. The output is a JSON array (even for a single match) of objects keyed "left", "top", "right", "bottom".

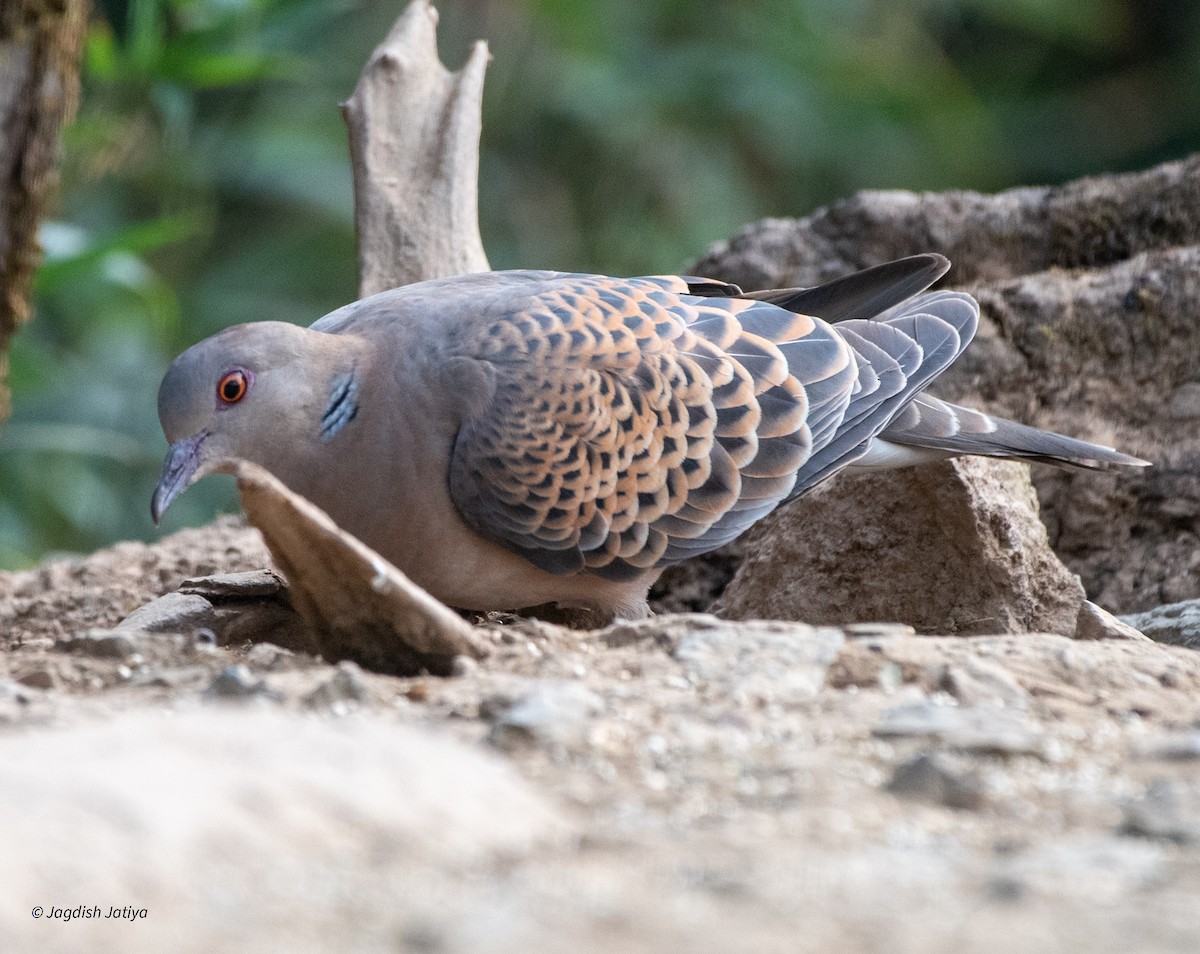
[
  {"left": 0, "top": 0, "right": 87, "bottom": 419},
  {"left": 342, "top": 0, "right": 491, "bottom": 296}
]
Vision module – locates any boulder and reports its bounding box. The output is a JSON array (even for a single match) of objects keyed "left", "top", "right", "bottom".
[
  {"left": 692, "top": 156, "right": 1200, "bottom": 615},
  {"left": 713, "top": 457, "right": 1084, "bottom": 636},
  {"left": 1123, "top": 599, "right": 1200, "bottom": 649}
]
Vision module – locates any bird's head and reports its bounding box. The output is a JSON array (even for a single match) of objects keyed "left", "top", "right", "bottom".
[{"left": 151, "top": 321, "right": 360, "bottom": 524}]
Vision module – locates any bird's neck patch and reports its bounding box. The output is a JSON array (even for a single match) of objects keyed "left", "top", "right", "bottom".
[{"left": 321, "top": 371, "right": 360, "bottom": 441}]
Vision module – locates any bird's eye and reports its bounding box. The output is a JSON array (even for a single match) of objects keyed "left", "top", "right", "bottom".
[{"left": 217, "top": 370, "right": 248, "bottom": 405}]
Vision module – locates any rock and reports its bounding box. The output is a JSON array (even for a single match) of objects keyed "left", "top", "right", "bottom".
[
  {"left": 1120, "top": 779, "right": 1200, "bottom": 845},
  {"left": 932, "top": 658, "right": 1030, "bottom": 709},
  {"left": 305, "top": 661, "right": 370, "bottom": 709},
  {"left": 1135, "top": 732, "right": 1200, "bottom": 762},
  {"left": 0, "top": 710, "right": 569, "bottom": 953},
  {"left": 484, "top": 681, "right": 604, "bottom": 751},
  {"left": 55, "top": 629, "right": 141, "bottom": 659},
  {"left": 670, "top": 616, "right": 845, "bottom": 703},
  {"left": 692, "top": 157, "right": 1200, "bottom": 614},
  {"left": 13, "top": 665, "right": 57, "bottom": 691},
  {"left": 873, "top": 703, "right": 1045, "bottom": 757},
  {"left": 1121, "top": 599, "right": 1200, "bottom": 649},
  {"left": 118, "top": 591, "right": 216, "bottom": 634},
  {"left": 885, "top": 753, "right": 986, "bottom": 810},
  {"left": 714, "top": 457, "right": 1084, "bottom": 636},
  {"left": 450, "top": 655, "right": 481, "bottom": 678},
  {"left": 1074, "top": 601, "right": 1151, "bottom": 642},
  {"left": 242, "top": 642, "right": 301, "bottom": 671},
  {"left": 119, "top": 571, "right": 321, "bottom": 656},
  {"left": 694, "top": 157, "right": 1200, "bottom": 288},
  {"left": 204, "top": 664, "right": 275, "bottom": 701},
  {"left": 843, "top": 623, "right": 917, "bottom": 639},
  {"left": 180, "top": 570, "right": 289, "bottom": 600}
]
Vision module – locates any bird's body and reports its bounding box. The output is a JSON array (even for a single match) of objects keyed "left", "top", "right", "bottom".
[{"left": 154, "top": 256, "right": 1147, "bottom": 620}]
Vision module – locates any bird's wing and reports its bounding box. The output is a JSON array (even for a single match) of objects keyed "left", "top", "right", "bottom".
[
  {"left": 444, "top": 273, "right": 859, "bottom": 580},
  {"left": 786, "top": 290, "right": 980, "bottom": 496},
  {"left": 739, "top": 254, "right": 950, "bottom": 322}
]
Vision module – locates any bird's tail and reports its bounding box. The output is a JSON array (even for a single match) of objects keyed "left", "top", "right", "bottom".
[
  {"left": 731, "top": 252, "right": 1149, "bottom": 476},
  {"left": 873, "top": 393, "right": 1150, "bottom": 471}
]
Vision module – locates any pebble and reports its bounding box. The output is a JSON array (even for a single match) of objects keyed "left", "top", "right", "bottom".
[
  {"left": 14, "top": 667, "right": 57, "bottom": 691},
  {"left": 243, "top": 643, "right": 296, "bottom": 671},
  {"left": 1074, "top": 601, "right": 1150, "bottom": 642},
  {"left": 672, "top": 620, "right": 845, "bottom": 704},
  {"left": 204, "top": 665, "right": 276, "bottom": 701},
  {"left": 485, "top": 682, "right": 603, "bottom": 751},
  {"left": 405, "top": 682, "right": 430, "bottom": 703},
  {"left": 56, "top": 629, "right": 141, "bottom": 659},
  {"left": 935, "top": 659, "right": 1030, "bottom": 709},
  {"left": 843, "top": 623, "right": 917, "bottom": 639},
  {"left": 872, "top": 702, "right": 1045, "bottom": 757},
  {"left": 305, "top": 662, "right": 369, "bottom": 709},
  {"left": 1135, "top": 732, "right": 1200, "bottom": 762},
  {"left": 1120, "top": 779, "right": 1200, "bottom": 844},
  {"left": 885, "top": 752, "right": 986, "bottom": 810}
]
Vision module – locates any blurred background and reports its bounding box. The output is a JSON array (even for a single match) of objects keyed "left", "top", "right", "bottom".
[{"left": 2, "top": 0, "right": 1199, "bottom": 568}]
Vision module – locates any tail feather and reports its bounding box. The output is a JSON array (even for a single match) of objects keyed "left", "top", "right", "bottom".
[{"left": 879, "top": 394, "right": 1150, "bottom": 471}]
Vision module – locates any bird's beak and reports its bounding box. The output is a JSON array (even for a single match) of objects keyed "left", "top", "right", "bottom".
[{"left": 151, "top": 431, "right": 208, "bottom": 525}]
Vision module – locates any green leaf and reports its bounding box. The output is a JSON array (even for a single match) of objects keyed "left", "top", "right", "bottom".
[
  {"left": 85, "top": 22, "right": 121, "bottom": 80},
  {"left": 35, "top": 212, "right": 207, "bottom": 290}
]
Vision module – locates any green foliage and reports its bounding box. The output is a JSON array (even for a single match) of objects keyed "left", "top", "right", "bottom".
[{"left": 2, "top": 0, "right": 1198, "bottom": 567}]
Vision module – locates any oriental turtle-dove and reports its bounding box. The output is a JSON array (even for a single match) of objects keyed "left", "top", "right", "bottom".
[{"left": 153, "top": 255, "right": 1146, "bottom": 619}]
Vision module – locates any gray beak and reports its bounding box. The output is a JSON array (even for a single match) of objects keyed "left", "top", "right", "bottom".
[{"left": 151, "top": 432, "right": 208, "bottom": 525}]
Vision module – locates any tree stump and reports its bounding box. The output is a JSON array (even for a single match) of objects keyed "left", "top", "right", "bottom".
[{"left": 0, "top": 0, "right": 87, "bottom": 419}]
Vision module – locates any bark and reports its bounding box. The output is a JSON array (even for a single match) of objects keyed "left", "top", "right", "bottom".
[
  {"left": 228, "top": 460, "right": 489, "bottom": 676},
  {"left": 342, "top": 0, "right": 491, "bottom": 296},
  {"left": 0, "top": 0, "right": 87, "bottom": 419}
]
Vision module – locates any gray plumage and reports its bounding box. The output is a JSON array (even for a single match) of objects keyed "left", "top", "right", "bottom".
[{"left": 153, "top": 255, "right": 1148, "bottom": 619}]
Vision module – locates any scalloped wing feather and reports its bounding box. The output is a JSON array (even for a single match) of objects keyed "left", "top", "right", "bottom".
[{"left": 445, "top": 273, "right": 857, "bottom": 579}]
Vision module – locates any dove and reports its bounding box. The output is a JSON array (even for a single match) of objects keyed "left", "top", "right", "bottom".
[{"left": 152, "top": 254, "right": 1147, "bottom": 620}]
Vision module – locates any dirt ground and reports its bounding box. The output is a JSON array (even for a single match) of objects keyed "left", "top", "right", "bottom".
[{"left": 3, "top": 516, "right": 1200, "bottom": 953}]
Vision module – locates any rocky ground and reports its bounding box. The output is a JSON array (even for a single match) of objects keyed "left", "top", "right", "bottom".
[
  {"left": 4, "top": 155, "right": 1200, "bottom": 952},
  {"left": 3, "top": 517, "right": 1200, "bottom": 953}
]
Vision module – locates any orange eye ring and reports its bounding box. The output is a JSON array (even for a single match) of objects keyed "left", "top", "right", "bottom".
[{"left": 217, "top": 370, "right": 249, "bottom": 405}]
